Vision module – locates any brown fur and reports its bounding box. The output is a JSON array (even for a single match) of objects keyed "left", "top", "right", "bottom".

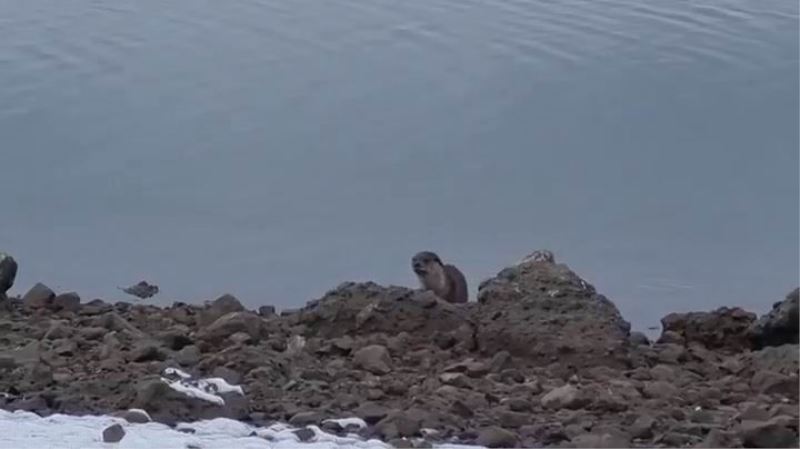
[{"left": 412, "top": 251, "right": 468, "bottom": 303}]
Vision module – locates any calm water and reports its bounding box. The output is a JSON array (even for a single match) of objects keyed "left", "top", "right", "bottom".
[{"left": 1, "top": 0, "right": 797, "bottom": 332}]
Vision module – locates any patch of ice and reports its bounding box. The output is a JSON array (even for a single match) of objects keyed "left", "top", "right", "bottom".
[
  {"left": 321, "top": 417, "right": 367, "bottom": 429},
  {"left": 127, "top": 408, "right": 152, "bottom": 421}
]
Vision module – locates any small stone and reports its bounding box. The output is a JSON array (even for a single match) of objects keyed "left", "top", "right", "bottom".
[
  {"left": 642, "top": 380, "right": 679, "bottom": 399},
  {"left": 497, "top": 410, "right": 530, "bottom": 428},
  {"left": 103, "top": 423, "right": 125, "bottom": 443},
  {"left": 739, "top": 418, "right": 798, "bottom": 448},
  {"left": 630, "top": 415, "right": 655, "bottom": 439},
  {"left": 388, "top": 438, "right": 414, "bottom": 448},
  {"left": 352, "top": 345, "right": 392, "bottom": 375},
  {"left": 288, "top": 411, "right": 325, "bottom": 427},
  {"left": 502, "top": 397, "right": 531, "bottom": 412},
  {"left": 258, "top": 305, "right": 276, "bottom": 317},
  {"left": 476, "top": 426, "right": 519, "bottom": 448},
  {"left": 374, "top": 411, "right": 421, "bottom": 439},
  {"left": 540, "top": 385, "right": 587, "bottom": 410},
  {"left": 570, "top": 430, "right": 631, "bottom": 448},
  {"left": 175, "top": 345, "right": 201, "bottom": 367},
  {"left": 130, "top": 342, "right": 167, "bottom": 363},
  {"left": 355, "top": 402, "right": 390, "bottom": 424},
  {"left": 450, "top": 400, "right": 473, "bottom": 418},
  {"left": 489, "top": 351, "right": 513, "bottom": 372},
  {"left": 113, "top": 409, "right": 151, "bottom": 424},
  {"left": 51, "top": 292, "right": 81, "bottom": 312},
  {"left": 439, "top": 373, "right": 471, "bottom": 389},
  {"left": 293, "top": 427, "right": 315, "bottom": 442},
  {"left": 629, "top": 331, "right": 650, "bottom": 346}
]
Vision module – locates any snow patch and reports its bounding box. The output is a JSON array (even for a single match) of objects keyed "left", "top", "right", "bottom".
[
  {"left": 321, "top": 417, "right": 367, "bottom": 429},
  {"left": 161, "top": 368, "right": 245, "bottom": 406}
]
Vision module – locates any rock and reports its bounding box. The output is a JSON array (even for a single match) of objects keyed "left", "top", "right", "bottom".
[
  {"left": 353, "top": 345, "right": 392, "bottom": 375},
  {"left": 699, "top": 429, "right": 740, "bottom": 448},
  {"left": 119, "top": 281, "right": 159, "bottom": 299},
  {"left": 540, "top": 385, "right": 587, "bottom": 410},
  {"left": 43, "top": 321, "right": 72, "bottom": 340},
  {"left": 569, "top": 430, "right": 630, "bottom": 448},
  {"left": 0, "top": 252, "right": 18, "bottom": 299},
  {"left": 475, "top": 257, "right": 631, "bottom": 368},
  {"left": 102, "top": 423, "right": 125, "bottom": 443},
  {"left": 354, "top": 402, "right": 390, "bottom": 424},
  {"left": 130, "top": 342, "right": 167, "bottom": 363},
  {"left": 739, "top": 418, "right": 798, "bottom": 448},
  {"left": 289, "top": 411, "right": 325, "bottom": 427},
  {"left": 439, "top": 373, "right": 471, "bottom": 389},
  {"left": 629, "top": 332, "right": 650, "bottom": 346},
  {"left": 497, "top": 410, "right": 531, "bottom": 428},
  {"left": 659, "top": 307, "right": 756, "bottom": 352},
  {"left": 211, "top": 367, "right": 241, "bottom": 385},
  {"left": 175, "top": 345, "right": 201, "bottom": 366},
  {"left": 293, "top": 427, "right": 315, "bottom": 442},
  {"left": 113, "top": 409, "right": 151, "bottom": 424},
  {"left": 745, "top": 344, "right": 800, "bottom": 376},
  {"left": 476, "top": 426, "right": 519, "bottom": 448},
  {"left": 750, "top": 370, "right": 799, "bottom": 397},
  {"left": 388, "top": 438, "right": 414, "bottom": 448},
  {"left": 374, "top": 411, "right": 422, "bottom": 439},
  {"left": 22, "top": 283, "right": 55, "bottom": 309},
  {"left": 258, "top": 305, "right": 276, "bottom": 317},
  {"left": 642, "top": 381, "right": 679, "bottom": 399},
  {"left": 51, "top": 292, "right": 81, "bottom": 312},
  {"left": 738, "top": 404, "right": 770, "bottom": 422},
  {"left": 133, "top": 378, "right": 248, "bottom": 425},
  {"left": 296, "top": 282, "right": 473, "bottom": 352},
  {"left": 749, "top": 288, "right": 799, "bottom": 349},
  {"left": 630, "top": 415, "right": 656, "bottom": 439},
  {"left": 198, "top": 312, "right": 265, "bottom": 344},
  {"left": 201, "top": 294, "right": 245, "bottom": 325}
]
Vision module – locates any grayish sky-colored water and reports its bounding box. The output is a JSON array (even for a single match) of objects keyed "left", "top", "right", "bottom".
[{"left": 1, "top": 0, "right": 797, "bottom": 332}]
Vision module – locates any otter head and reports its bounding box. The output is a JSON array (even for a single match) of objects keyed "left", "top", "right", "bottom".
[{"left": 412, "top": 251, "right": 448, "bottom": 294}]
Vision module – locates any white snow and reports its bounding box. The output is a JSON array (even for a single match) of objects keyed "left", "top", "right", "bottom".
[
  {"left": 163, "top": 377, "right": 226, "bottom": 405},
  {"left": 201, "top": 377, "right": 245, "bottom": 395},
  {"left": 160, "top": 368, "right": 245, "bottom": 406},
  {"left": 0, "top": 410, "right": 484, "bottom": 449},
  {"left": 164, "top": 367, "right": 192, "bottom": 379},
  {"left": 321, "top": 417, "right": 367, "bottom": 429}
]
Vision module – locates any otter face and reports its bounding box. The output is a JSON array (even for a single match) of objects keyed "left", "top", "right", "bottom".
[{"left": 411, "top": 251, "right": 442, "bottom": 276}]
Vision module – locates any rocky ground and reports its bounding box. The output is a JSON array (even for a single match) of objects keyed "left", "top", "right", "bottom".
[{"left": 0, "top": 254, "right": 797, "bottom": 448}]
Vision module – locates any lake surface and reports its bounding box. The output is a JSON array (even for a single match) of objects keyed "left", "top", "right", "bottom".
[{"left": 1, "top": 0, "right": 797, "bottom": 332}]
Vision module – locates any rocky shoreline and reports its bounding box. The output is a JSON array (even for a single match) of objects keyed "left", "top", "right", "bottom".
[{"left": 0, "top": 252, "right": 797, "bottom": 448}]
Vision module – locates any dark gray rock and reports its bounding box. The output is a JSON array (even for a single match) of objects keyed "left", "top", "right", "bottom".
[
  {"left": 739, "top": 418, "right": 798, "bottom": 448},
  {"left": 102, "top": 423, "right": 125, "bottom": 443},
  {"left": 201, "top": 294, "right": 245, "bottom": 325},
  {"left": 22, "top": 283, "right": 55, "bottom": 309},
  {"left": 353, "top": 345, "right": 392, "bottom": 375},
  {"left": 476, "top": 426, "right": 519, "bottom": 448},
  {"left": 659, "top": 307, "right": 756, "bottom": 352},
  {"left": 51, "top": 292, "right": 81, "bottom": 312},
  {"left": 258, "top": 305, "right": 276, "bottom": 317},
  {"left": 748, "top": 288, "right": 799, "bottom": 349},
  {"left": 293, "top": 427, "right": 315, "bottom": 442}
]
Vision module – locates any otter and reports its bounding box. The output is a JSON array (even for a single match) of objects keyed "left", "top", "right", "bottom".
[
  {"left": 411, "top": 251, "right": 468, "bottom": 303},
  {"left": 0, "top": 252, "right": 17, "bottom": 300}
]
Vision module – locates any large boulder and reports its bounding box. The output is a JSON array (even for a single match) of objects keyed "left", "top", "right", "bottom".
[
  {"left": 199, "top": 294, "right": 246, "bottom": 326},
  {"left": 129, "top": 377, "right": 248, "bottom": 426},
  {"left": 296, "top": 282, "right": 474, "bottom": 349},
  {"left": 22, "top": 283, "right": 55, "bottom": 309},
  {"left": 659, "top": 307, "right": 756, "bottom": 352},
  {"left": 197, "top": 311, "right": 267, "bottom": 344},
  {"left": 473, "top": 255, "right": 631, "bottom": 368},
  {"left": 748, "top": 288, "right": 799, "bottom": 349}
]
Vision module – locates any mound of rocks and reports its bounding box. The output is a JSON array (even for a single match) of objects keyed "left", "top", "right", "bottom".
[
  {"left": 0, "top": 249, "right": 796, "bottom": 448},
  {"left": 474, "top": 258, "right": 632, "bottom": 369}
]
